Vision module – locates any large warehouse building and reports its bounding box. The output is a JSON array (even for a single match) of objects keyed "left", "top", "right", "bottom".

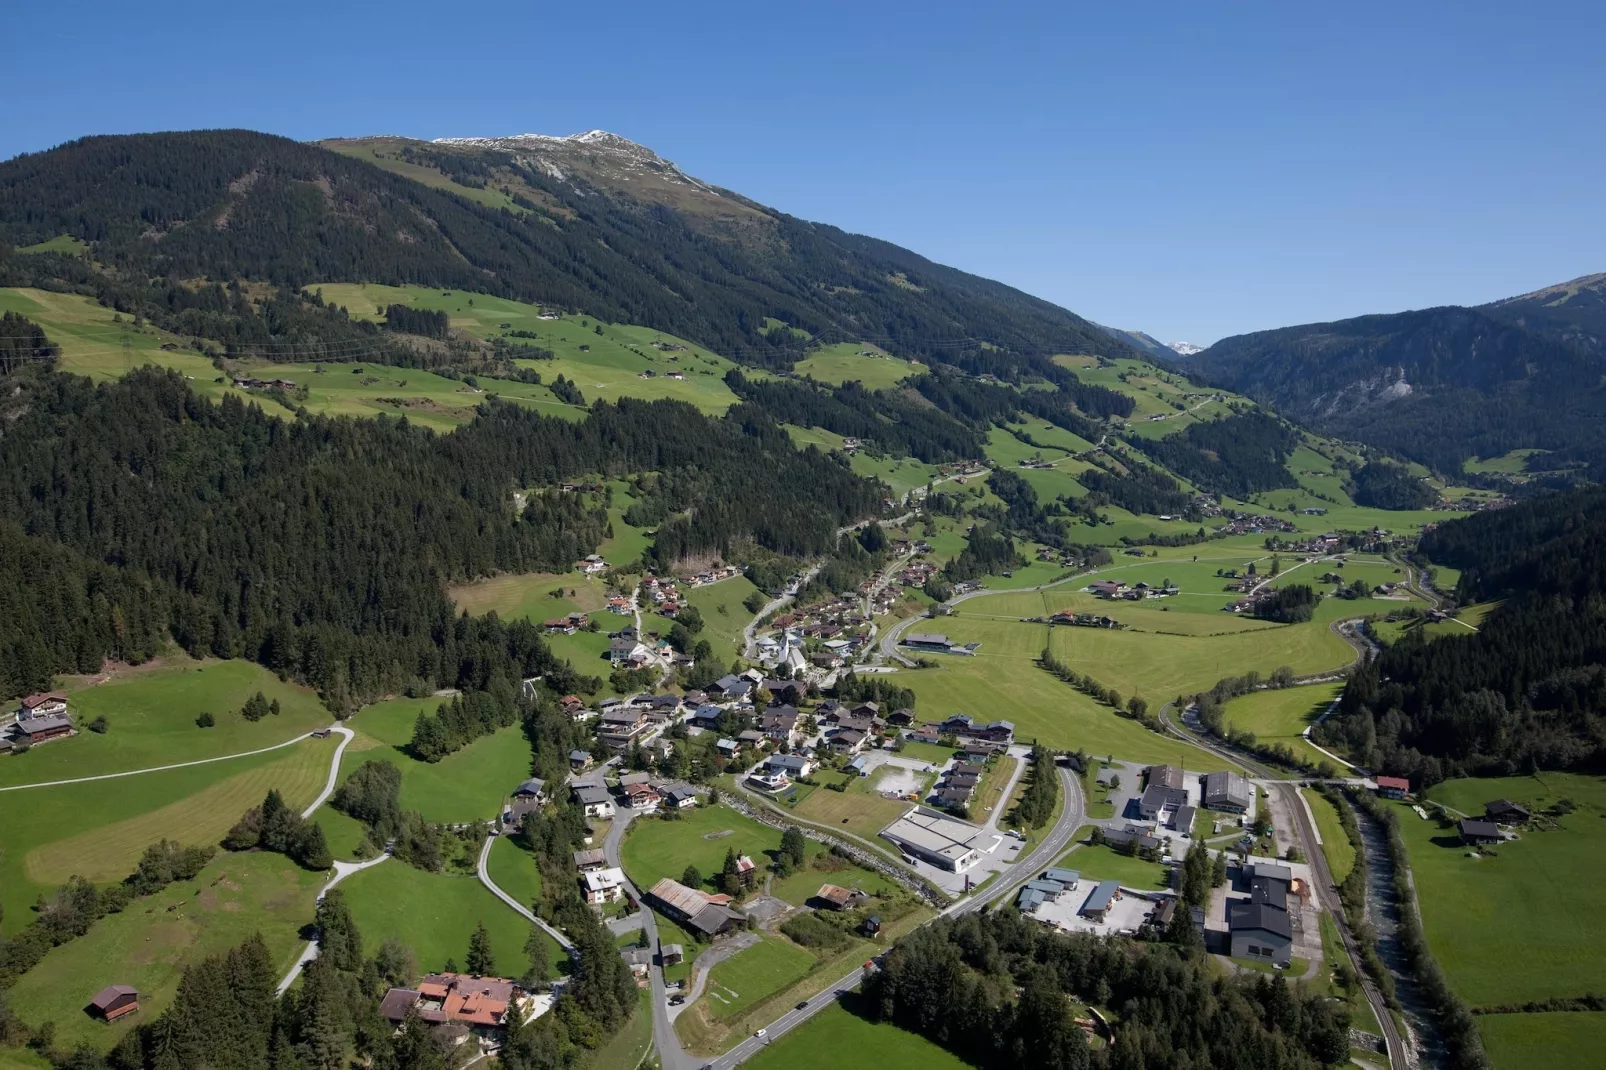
[{"left": 881, "top": 808, "right": 991, "bottom": 873}]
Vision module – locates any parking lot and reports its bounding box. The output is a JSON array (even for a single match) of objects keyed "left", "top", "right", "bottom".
[{"left": 1029, "top": 888, "right": 1157, "bottom": 935}]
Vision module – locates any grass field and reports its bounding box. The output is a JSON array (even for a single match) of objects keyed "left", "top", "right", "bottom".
[
  {"left": 1222, "top": 683, "right": 1343, "bottom": 769},
  {"left": 307, "top": 284, "right": 746, "bottom": 415},
  {"left": 743, "top": 1002, "right": 974, "bottom": 1070},
  {"left": 1404, "top": 774, "right": 1606, "bottom": 1008},
  {"left": 486, "top": 835, "right": 544, "bottom": 914},
  {"left": 702, "top": 937, "right": 817, "bottom": 1019},
  {"left": 792, "top": 343, "right": 924, "bottom": 389},
  {"left": 4, "top": 850, "right": 322, "bottom": 1052},
  {"left": 21, "top": 738, "right": 336, "bottom": 888},
  {"left": 620, "top": 804, "right": 785, "bottom": 896},
  {"left": 598, "top": 480, "right": 654, "bottom": 566},
  {"left": 1477, "top": 1010, "right": 1606, "bottom": 1070},
  {"left": 336, "top": 698, "right": 534, "bottom": 823},
  {"left": 339, "top": 859, "right": 566, "bottom": 980},
  {"left": 590, "top": 988, "right": 653, "bottom": 1070},
  {"left": 788, "top": 782, "right": 913, "bottom": 849},
  {"left": 1302, "top": 789, "right": 1356, "bottom": 883},
  {"left": 0, "top": 658, "right": 332, "bottom": 787},
  {"left": 0, "top": 287, "right": 260, "bottom": 405},
  {"left": 0, "top": 738, "right": 336, "bottom": 927},
  {"left": 447, "top": 570, "right": 610, "bottom": 622},
  {"left": 1055, "top": 836, "right": 1173, "bottom": 891},
  {"left": 647, "top": 573, "right": 763, "bottom": 670}
]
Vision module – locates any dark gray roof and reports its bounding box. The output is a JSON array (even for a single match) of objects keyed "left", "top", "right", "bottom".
[
  {"left": 1081, "top": 879, "right": 1120, "bottom": 914},
  {"left": 1228, "top": 900, "right": 1292, "bottom": 940},
  {"left": 513, "top": 778, "right": 546, "bottom": 797},
  {"left": 1460, "top": 818, "right": 1501, "bottom": 839},
  {"left": 573, "top": 784, "right": 612, "bottom": 805}
]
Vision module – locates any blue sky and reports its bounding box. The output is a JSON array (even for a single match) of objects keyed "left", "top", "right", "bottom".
[{"left": 3, "top": 0, "right": 1602, "bottom": 344}]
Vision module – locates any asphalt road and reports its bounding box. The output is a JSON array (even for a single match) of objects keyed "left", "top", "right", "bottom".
[{"left": 708, "top": 766, "right": 1085, "bottom": 1068}]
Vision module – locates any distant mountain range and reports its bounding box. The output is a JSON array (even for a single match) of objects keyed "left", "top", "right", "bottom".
[
  {"left": 1092, "top": 324, "right": 1200, "bottom": 362},
  {"left": 1186, "top": 274, "right": 1606, "bottom": 476}
]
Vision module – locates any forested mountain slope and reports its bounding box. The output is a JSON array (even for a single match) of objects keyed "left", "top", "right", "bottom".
[
  {"left": 0, "top": 129, "right": 1137, "bottom": 374},
  {"left": 1321, "top": 485, "right": 1606, "bottom": 783},
  {"left": 1187, "top": 275, "right": 1606, "bottom": 475}
]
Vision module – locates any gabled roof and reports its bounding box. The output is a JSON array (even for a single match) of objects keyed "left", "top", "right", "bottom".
[
  {"left": 1228, "top": 900, "right": 1292, "bottom": 940},
  {"left": 513, "top": 778, "right": 546, "bottom": 797}
]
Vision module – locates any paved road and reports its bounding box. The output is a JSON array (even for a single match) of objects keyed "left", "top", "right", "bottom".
[
  {"left": 276, "top": 851, "right": 393, "bottom": 994},
  {"left": 476, "top": 834, "right": 575, "bottom": 951},
  {"left": 299, "top": 725, "right": 355, "bottom": 818},
  {"left": 709, "top": 766, "right": 1085, "bottom": 1069}
]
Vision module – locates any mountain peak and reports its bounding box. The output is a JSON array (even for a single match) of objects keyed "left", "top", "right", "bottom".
[
  {"left": 1166, "top": 341, "right": 1204, "bottom": 357},
  {"left": 429, "top": 129, "right": 716, "bottom": 194}
]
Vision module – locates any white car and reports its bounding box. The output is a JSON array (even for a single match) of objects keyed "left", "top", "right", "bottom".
[{"left": 754, "top": 1028, "right": 768, "bottom": 1039}]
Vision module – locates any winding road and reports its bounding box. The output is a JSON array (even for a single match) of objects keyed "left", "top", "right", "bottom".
[{"left": 476, "top": 834, "right": 575, "bottom": 952}]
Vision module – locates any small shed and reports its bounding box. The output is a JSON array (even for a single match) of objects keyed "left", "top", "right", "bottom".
[{"left": 89, "top": 985, "right": 139, "bottom": 1022}]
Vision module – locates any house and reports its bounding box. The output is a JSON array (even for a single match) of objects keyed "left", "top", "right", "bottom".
[
  {"left": 1484, "top": 799, "right": 1531, "bottom": 824},
  {"left": 691, "top": 705, "right": 725, "bottom": 731},
  {"left": 572, "top": 782, "right": 616, "bottom": 820},
  {"left": 762, "top": 679, "right": 806, "bottom": 705},
  {"left": 737, "top": 729, "right": 765, "bottom": 748},
  {"left": 582, "top": 867, "right": 629, "bottom": 906},
  {"left": 644, "top": 693, "right": 682, "bottom": 718},
  {"left": 1459, "top": 818, "right": 1502, "bottom": 845},
  {"left": 908, "top": 724, "right": 941, "bottom": 745},
  {"left": 645, "top": 878, "right": 744, "bottom": 937},
  {"left": 18, "top": 692, "right": 68, "bottom": 719},
  {"left": 734, "top": 855, "right": 757, "bottom": 887},
  {"left": 1087, "top": 580, "right": 1127, "bottom": 599},
  {"left": 659, "top": 943, "right": 685, "bottom": 966},
  {"left": 503, "top": 778, "right": 547, "bottom": 828},
  {"left": 1203, "top": 770, "right": 1253, "bottom": 813},
  {"left": 1228, "top": 900, "right": 1293, "bottom": 964},
  {"left": 572, "top": 848, "right": 607, "bottom": 872},
  {"left": 543, "top": 614, "right": 586, "bottom": 634},
  {"left": 760, "top": 705, "right": 802, "bottom": 745},
  {"left": 622, "top": 783, "right": 663, "bottom": 811},
  {"left": 716, "top": 737, "right": 739, "bottom": 757},
  {"left": 887, "top": 708, "right": 916, "bottom": 727},
  {"left": 707, "top": 675, "right": 752, "bottom": 701},
  {"left": 938, "top": 714, "right": 974, "bottom": 735},
  {"left": 902, "top": 632, "right": 957, "bottom": 653},
  {"left": 846, "top": 754, "right": 871, "bottom": 777},
  {"left": 1374, "top": 775, "right": 1410, "bottom": 799},
  {"left": 598, "top": 708, "right": 649, "bottom": 750},
  {"left": 814, "top": 884, "right": 865, "bottom": 911},
  {"left": 609, "top": 636, "right": 651, "bottom": 667},
  {"left": 620, "top": 946, "right": 653, "bottom": 977},
  {"left": 1079, "top": 880, "right": 1122, "bottom": 920},
  {"left": 10, "top": 714, "right": 72, "bottom": 745},
  {"left": 1173, "top": 804, "right": 1198, "bottom": 834},
  {"left": 662, "top": 783, "right": 699, "bottom": 809},
  {"left": 578, "top": 554, "right": 608, "bottom": 575},
  {"left": 1145, "top": 764, "right": 1185, "bottom": 790},
  {"left": 559, "top": 695, "right": 586, "bottom": 718},
  {"left": 934, "top": 786, "right": 973, "bottom": 809},
  {"left": 89, "top": 985, "right": 139, "bottom": 1023},
  {"left": 569, "top": 749, "right": 594, "bottom": 771},
  {"left": 765, "top": 753, "right": 814, "bottom": 778},
  {"left": 827, "top": 728, "right": 866, "bottom": 754},
  {"left": 379, "top": 973, "right": 533, "bottom": 1045}
]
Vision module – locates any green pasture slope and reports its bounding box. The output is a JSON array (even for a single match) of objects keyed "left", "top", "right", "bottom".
[
  {"left": 308, "top": 282, "right": 745, "bottom": 414},
  {"left": 792, "top": 342, "right": 925, "bottom": 389},
  {"left": 1222, "top": 683, "right": 1343, "bottom": 769},
  {"left": 334, "top": 697, "right": 535, "bottom": 823},
  {"left": 0, "top": 658, "right": 332, "bottom": 788},
  {"left": 702, "top": 936, "right": 817, "bottom": 1019},
  {"left": 743, "top": 1002, "right": 974, "bottom": 1070},
  {"left": 620, "top": 804, "right": 786, "bottom": 896},
  {"left": 4, "top": 850, "right": 323, "bottom": 1053},
  {"left": 338, "top": 859, "right": 566, "bottom": 981}
]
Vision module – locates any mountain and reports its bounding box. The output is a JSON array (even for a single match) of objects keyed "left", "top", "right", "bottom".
[
  {"left": 0, "top": 129, "right": 1139, "bottom": 377},
  {"left": 1092, "top": 324, "right": 1177, "bottom": 362},
  {"left": 1166, "top": 340, "right": 1203, "bottom": 357},
  {"left": 1188, "top": 274, "right": 1606, "bottom": 475}
]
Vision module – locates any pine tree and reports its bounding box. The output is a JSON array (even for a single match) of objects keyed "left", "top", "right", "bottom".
[
  {"left": 466, "top": 921, "right": 496, "bottom": 976},
  {"left": 314, "top": 889, "right": 362, "bottom": 973},
  {"left": 522, "top": 925, "right": 551, "bottom": 985},
  {"left": 780, "top": 826, "right": 806, "bottom": 868},
  {"left": 295, "top": 822, "right": 332, "bottom": 871},
  {"left": 720, "top": 847, "right": 742, "bottom": 896},
  {"left": 681, "top": 864, "right": 702, "bottom": 889}
]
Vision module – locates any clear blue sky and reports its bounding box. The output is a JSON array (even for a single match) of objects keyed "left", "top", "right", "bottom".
[{"left": 4, "top": 0, "right": 1602, "bottom": 344}]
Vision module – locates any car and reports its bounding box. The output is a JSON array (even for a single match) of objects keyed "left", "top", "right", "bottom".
[
  {"left": 754, "top": 1028, "right": 768, "bottom": 1039},
  {"left": 796, "top": 1000, "right": 809, "bottom": 1010}
]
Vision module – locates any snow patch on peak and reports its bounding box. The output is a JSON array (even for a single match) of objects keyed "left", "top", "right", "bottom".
[
  {"left": 1166, "top": 341, "right": 1204, "bottom": 357},
  {"left": 428, "top": 129, "right": 717, "bottom": 194}
]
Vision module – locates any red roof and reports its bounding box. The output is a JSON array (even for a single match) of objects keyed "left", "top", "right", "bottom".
[
  {"left": 1375, "top": 776, "right": 1410, "bottom": 791},
  {"left": 21, "top": 691, "right": 67, "bottom": 708}
]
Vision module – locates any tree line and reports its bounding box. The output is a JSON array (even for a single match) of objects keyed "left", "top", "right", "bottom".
[{"left": 1134, "top": 412, "right": 1299, "bottom": 498}]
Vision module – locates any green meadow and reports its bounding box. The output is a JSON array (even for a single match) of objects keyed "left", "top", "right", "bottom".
[
  {"left": 1300, "top": 788, "right": 1355, "bottom": 883},
  {"left": 0, "top": 737, "right": 337, "bottom": 926},
  {"left": 338, "top": 859, "right": 566, "bottom": 980},
  {"left": 1055, "top": 835, "right": 1172, "bottom": 890},
  {"left": 4, "top": 850, "right": 322, "bottom": 1052},
  {"left": 792, "top": 343, "right": 924, "bottom": 389},
  {"left": 743, "top": 1003, "right": 974, "bottom": 1070},
  {"left": 486, "top": 835, "right": 544, "bottom": 914},
  {"left": 620, "top": 804, "right": 785, "bottom": 897},
  {"left": 308, "top": 283, "right": 746, "bottom": 415},
  {"left": 702, "top": 936, "right": 817, "bottom": 1019},
  {"left": 0, "top": 658, "right": 332, "bottom": 787},
  {"left": 448, "top": 570, "right": 611, "bottom": 624},
  {"left": 647, "top": 573, "right": 764, "bottom": 670},
  {"left": 1478, "top": 1011, "right": 1606, "bottom": 1070},
  {"left": 1406, "top": 774, "right": 1606, "bottom": 1007},
  {"left": 335, "top": 697, "right": 535, "bottom": 823},
  {"left": 1222, "top": 683, "right": 1343, "bottom": 769}
]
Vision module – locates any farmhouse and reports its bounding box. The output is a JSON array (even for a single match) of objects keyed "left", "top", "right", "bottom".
[
  {"left": 18, "top": 691, "right": 68, "bottom": 719},
  {"left": 827, "top": 728, "right": 867, "bottom": 754},
  {"left": 568, "top": 749, "right": 594, "bottom": 771},
  {"left": 1484, "top": 799, "right": 1531, "bottom": 824},
  {"left": 503, "top": 778, "right": 547, "bottom": 829},
  {"left": 1374, "top": 775, "right": 1410, "bottom": 799},
  {"left": 881, "top": 809, "right": 990, "bottom": 873},
  {"left": 378, "top": 973, "right": 535, "bottom": 1046},
  {"left": 1459, "top": 818, "right": 1502, "bottom": 845},
  {"left": 1102, "top": 825, "right": 1164, "bottom": 853},
  {"left": 901, "top": 633, "right": 979, "bottom": 655},
  {"left": 89, "top": 985, "right": 139, "bottom": 1023},
  {"left": 9, "top": 714, "right": 73, "bottom": 745},
  {"left": 571, "top": 782, "right": 616, "bottom": 820},
  {"left": 645, "top": 878, "right": 744, "bottom": 938},
  {"left": 814, "top": 884, "right": 865, "bottom": 910},
  {"left": 572, "top": 848, "right": 606, "bottom": 872},
  {"left": 760, "top": 705, "right": 802, "bottom": 745}
]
